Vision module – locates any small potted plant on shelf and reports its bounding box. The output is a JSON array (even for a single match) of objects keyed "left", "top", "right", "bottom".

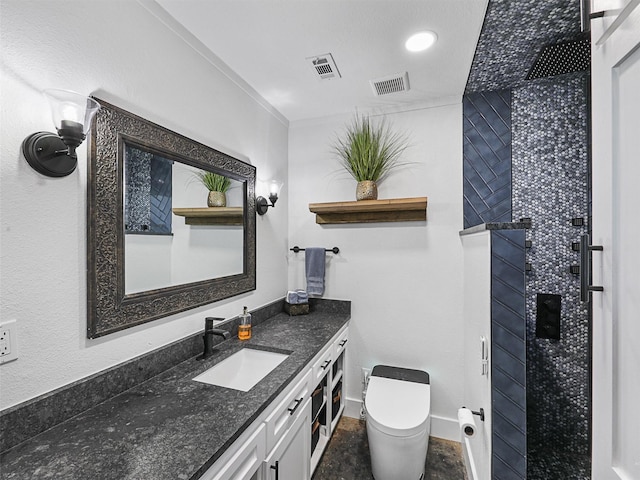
[
  {"left": 333, "top": 115, "right": 411, "bottom": 201},
  {"left": 195, "top": 171, "right": 231, "bottom": 207}
]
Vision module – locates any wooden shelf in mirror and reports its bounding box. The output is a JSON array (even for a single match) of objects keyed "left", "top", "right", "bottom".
[
  {"left": 309, "top": 197, "right": 427, "bottom": 224},
  {"left": 173, "top": 207, "right": 243, "bottom": 226}
]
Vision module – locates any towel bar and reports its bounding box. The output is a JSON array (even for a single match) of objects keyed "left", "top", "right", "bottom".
[{"left": 290, "top": 246, "right": 339, "bottom": 254}]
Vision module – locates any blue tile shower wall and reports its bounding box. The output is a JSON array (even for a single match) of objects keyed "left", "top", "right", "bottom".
[
  {"left": 512, "top": 73, "right": 590, "bottom": 477},
  {"left": 491, "top": 230, "right": 527, "bottom": 480},
  {"left": 463, "top": 91, "right": 512, "bottom": 228}
]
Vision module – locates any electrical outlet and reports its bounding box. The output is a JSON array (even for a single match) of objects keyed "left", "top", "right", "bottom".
[{"left": 0, "top": 320, "right": 18, "bottom": 364}]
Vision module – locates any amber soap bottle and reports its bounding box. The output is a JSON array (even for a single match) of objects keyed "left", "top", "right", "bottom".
[{"left": 238, "top": 306, "right": 251, "bottom": 340}]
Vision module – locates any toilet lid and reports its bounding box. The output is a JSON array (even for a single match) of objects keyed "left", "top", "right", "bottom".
[{"left": 365, "top": 375, "right": 431, "bottom": 437}]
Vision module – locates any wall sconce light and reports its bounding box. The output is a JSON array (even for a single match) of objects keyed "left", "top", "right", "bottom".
[
  {"left": 22, "top": 89, "right": 100, "bottom": 177},
  {"left": 256, "top": 180, "right": 283, "bottom": 215}
]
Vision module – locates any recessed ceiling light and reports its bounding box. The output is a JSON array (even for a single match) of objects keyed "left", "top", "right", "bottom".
[{"left": 405, "top": 31, "right": 438, "bottom": 52}]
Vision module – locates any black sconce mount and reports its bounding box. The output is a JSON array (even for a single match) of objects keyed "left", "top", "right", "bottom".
[
  {"left": 256, "top": 192, "right": 279, "bottom": 215},
  {"left": 22, "top": 89, "right": 100, "bottom": 178}
]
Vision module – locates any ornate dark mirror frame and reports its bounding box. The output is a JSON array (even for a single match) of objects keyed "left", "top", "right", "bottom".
[{"left": 87, "top": 99, "right": 256, "bottom": 338}]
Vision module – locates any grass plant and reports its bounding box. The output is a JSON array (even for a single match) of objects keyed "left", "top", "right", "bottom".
[
  {"left": 333, "top": 115, "right": 410, "bottom": 183},
  {"left": 195, "top": 171, "right": 231, "bottom": 192}
]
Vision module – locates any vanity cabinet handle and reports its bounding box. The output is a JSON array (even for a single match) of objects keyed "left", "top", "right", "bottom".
[
  {"left": 270, "top": 461, "right": 279, "bottom": 480},
  {"left": 321, "top": 360, "right": 331, "bottom": 370},
  {"left": 339, "top": 339, "right": 348, "bottom": 347},
  {"left": 288, "top": 397, "right": 304, "bottom": 415}
]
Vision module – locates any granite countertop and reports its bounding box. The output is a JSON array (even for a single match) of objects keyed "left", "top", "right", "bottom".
[{"left": 0, "top": 310, "right": 350, "bottom": 479}]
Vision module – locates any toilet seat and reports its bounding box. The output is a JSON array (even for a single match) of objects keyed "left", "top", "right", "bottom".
[{"left": 365, "top": 373, "right": 431, "bottom": 437}]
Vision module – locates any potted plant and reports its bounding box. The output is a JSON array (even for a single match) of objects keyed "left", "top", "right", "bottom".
[
  {"left": 195, "top": 171, "right": 231, "bottom": 207},
  {"left": 333, "top": 115, "right": 410, "bottom": 200}
]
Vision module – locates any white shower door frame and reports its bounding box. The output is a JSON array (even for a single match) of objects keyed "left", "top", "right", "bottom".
[{"left": 591, "top": 2, "right": 640, "bottom": 479}]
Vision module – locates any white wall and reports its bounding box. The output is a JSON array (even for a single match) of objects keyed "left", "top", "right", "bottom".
[
  {"left": 0, "top": 0, "right": 288, "bottom": 409},
  {"left": 461, "top": 231, "right": 492, "bottom": 478},
  {"left": 287, "top": 104, "right": 464, "bottom": 440}
]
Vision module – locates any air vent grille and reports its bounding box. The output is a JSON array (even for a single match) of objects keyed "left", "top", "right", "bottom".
[
  {"left": 370, "top": 72, "right": 410, "bottom": 96},
  {"left": 307, "top": 53, "right": 341, "bottom": 80}
]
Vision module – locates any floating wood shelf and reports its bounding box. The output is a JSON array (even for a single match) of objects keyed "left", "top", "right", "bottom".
[
  {"left": 308, "top": 197, "right": 428, "bottom": 224},
  {"left": 172, "top": 207, "right": 243, "bottom": 226}
]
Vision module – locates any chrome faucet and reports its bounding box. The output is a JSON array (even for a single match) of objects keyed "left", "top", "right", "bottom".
[{"left": 197, "top": 317, "right": 230, "bottom": 360}]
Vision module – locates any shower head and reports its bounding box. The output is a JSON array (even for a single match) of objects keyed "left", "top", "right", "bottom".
[{"left": 526, "top": 37, "right": 591, "bottom": 80}]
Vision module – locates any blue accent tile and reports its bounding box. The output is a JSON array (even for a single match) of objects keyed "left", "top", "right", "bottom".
[
  {"left": 491, "top": 229, "right": 527, "bottom": 480},
  {"left": 463, "top": 90, "right": 512, "bottom": 228}
]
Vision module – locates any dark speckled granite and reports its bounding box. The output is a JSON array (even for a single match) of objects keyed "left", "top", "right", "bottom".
[
  {"left": 0, "top": 300, "right": 350, "bottom": 479},
  {"left": 0, "top": 333, "right": 203, "bottom": 453}
]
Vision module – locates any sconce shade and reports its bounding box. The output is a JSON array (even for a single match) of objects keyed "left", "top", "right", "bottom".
[
  {"left": 44, "top": 89, "right": 100, "bottom": 136},
  {"left": 22, "top": 89, "right": 100, "bottom": 177},
  {"left": 257, "top": 179, "right": 283, "bottom": 215}
]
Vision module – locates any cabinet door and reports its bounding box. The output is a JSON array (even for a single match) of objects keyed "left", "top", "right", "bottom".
[
  {"left": 264, "top": 399, "right": 311, "bottom": 480},
  {"left": 201, "top": 424, "right": 266, "bottom": 480}
]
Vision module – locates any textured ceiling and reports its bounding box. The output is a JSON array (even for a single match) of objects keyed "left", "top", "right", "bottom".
[{"left": 465, "top": 0, "right": 585, "bottom": 93}]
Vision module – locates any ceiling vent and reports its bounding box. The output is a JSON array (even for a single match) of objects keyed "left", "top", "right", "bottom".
[
  {"left": 370, "top": 72, "right": 410, "bottom": 96},
  {"left": 307, "top": 53, "right": 341, "bottom": 80}
]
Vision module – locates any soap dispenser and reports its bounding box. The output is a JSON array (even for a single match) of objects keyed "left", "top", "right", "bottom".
[{"left": 238, "top": 306, "right": 251, "bottom": 340}]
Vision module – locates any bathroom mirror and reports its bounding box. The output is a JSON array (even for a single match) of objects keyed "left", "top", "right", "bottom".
[{"left": 87, "top": 99, "right": 256, "bottom": 338}]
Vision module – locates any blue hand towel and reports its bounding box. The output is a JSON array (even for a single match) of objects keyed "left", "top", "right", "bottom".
[{"left": 305, "top": 248, "right": 326, "bottom": 296}]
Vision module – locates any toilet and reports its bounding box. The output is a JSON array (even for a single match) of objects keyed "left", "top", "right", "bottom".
[{"left": 365, "top": 365, "right": 431, "bottom": 480}]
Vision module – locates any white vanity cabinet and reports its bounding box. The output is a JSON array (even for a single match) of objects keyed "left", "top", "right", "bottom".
[
  {"left": 263, "top": 399, "right": 311, "bottom": 480},
  {"left": 200, "top": 424, "right": 266, "bottom": 480},
  {"left": 199, "top": 323, "right": 349, "bottom": 480}
]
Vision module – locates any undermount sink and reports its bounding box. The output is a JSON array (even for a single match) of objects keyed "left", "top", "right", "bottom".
[{"left": 192, "top": 348, "right": 289, "bottom": 392}]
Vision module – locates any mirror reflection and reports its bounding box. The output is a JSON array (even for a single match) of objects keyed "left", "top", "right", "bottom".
[{"left": 124, "top": 143, "right": 244, "bottom": 294}]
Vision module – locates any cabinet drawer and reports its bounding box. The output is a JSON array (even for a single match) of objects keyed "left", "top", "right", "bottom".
[
  {"left": 311, "top": 346, "right": 332, "bottom": 385},
  {"left": 265, "top": 370, "right": 311, "bottom": 452},
  {"left": 201, "top": 423, "right": 266, "bottom": 480},
  {"left": 333, "top": 327, "right": 349, "bottom": 357}
]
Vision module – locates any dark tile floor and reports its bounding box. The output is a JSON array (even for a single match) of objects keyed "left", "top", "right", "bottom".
[{"left": 312, "top": 417, "right": 467, "bottom": 480}]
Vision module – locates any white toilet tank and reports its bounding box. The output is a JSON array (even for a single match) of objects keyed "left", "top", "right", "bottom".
[{"left": 365, "top": 365, "right": 431, "bottom": 480}]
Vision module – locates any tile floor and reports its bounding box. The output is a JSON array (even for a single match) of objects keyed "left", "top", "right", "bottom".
[{"left": 312, "top": 417, "right": 467, "bottom": 480}]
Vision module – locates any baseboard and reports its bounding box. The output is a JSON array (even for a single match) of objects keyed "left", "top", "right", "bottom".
[
  {"left": 344, "top": 397, "right": 364, "bottom": 420},
  {"left": 430, "top": 414, "right": 459, "bottom": 442},
  {"left": 343, "top": 398, "right": 460, "bottom": 442}
]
